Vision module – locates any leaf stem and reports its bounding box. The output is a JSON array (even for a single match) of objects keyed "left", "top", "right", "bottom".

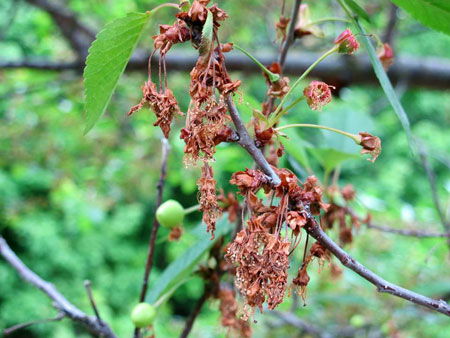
[
  {"left": 269, "top": 45, "right": 338, "bottom": 126},
  {"left": 234, "top": 44, "right": 280, "bottom": 83},
  {"left": 275, "top": 123, "right": 360, "bottom": 144},
  {"left": 184, "top": 204, "right": 201, "bottom": 214},
  {"left": 304, "top": 17, "right": 350, "bottom": 28},
  {"left": 150, "top": 3, "right": 180, "bottom": 13}
]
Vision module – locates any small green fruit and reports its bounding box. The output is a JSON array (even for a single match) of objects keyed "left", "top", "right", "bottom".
[
  {"left": 131, "top": 303, "right": 156, "bottom": 328},
  {"left": 156, "top": 199, "right": 185, "bottom": 228}
]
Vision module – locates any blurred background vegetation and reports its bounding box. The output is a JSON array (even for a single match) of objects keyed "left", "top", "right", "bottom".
[{"left": 0, "top": 0, "right": 449, "bottom": 337}]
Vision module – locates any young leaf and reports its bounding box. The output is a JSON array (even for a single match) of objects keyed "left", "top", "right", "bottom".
[
  {"left": 83, "top": 12, "right": 152, "bottom": 134},
  {"left": 147, "top": 216, "right": 233, "bottom": 304},
  {"left": 308, "top": 147, "right": 359, "bottom": 172},
  {"left": 390, "top": 0, "right": 450, "bottom": 36},
  {"left": 199, "top": 10, "right": 214, "bottom": 57},
  {"left": 344, "top": 0, "right": 371, "bottom": 23},
  {"left": 354, "top": 19, "right": 415, "bottom": 154}
]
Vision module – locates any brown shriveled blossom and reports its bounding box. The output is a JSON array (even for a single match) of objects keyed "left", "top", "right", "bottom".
[
  {"left": 358, "top": 132, "right": 382, "bottom": 162},
  {"left": 219, "top": 287, "right": 252, "bottom": 337},
  {"left": 198, "top": 163, "right": 221, "bottom": 239}
]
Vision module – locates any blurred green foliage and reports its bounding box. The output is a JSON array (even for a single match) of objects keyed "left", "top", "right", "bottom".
[{"left": 0, "top": 0, "right": 449, "bottom": 337}]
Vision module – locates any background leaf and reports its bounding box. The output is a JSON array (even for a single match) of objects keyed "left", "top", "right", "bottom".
[
  {"left": 308, "top": 147, "right": 360, "bottom": 172},
  {"left": 147, "top": 216, "right": 233, "bottom": 304},
  {"left": 83, "top": 12, "right": 152, "bottom": 134},
  {"left": 353, "top": 19, "right": 416, "bottom": 154},
  {"left": 390, "top": 0, "right": 450, "bottom": 36},
  {"left": 344, "top": 0, "right": 371, "bottom": 23}
]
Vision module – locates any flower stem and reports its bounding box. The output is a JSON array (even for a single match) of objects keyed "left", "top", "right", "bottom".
[
  {"left": 150, "top": 3, "right": 180, "bottom": 13},
  {"left": 304, "top": 17, "right": 351, "bottom": 28},
  {"left": 269, "top": 45, "right": 338, "bottom": 126},
  {"left": 184, "top": 204, "right": 201, "bottom": 214},
  {"left": 275, "top": 123, "right": 361, "bottom": 144}
]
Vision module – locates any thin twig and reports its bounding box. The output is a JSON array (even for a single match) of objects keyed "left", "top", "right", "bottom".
[
  {"left": 0, "top": 237, "right": 117, "bottom": 337},
  {"left": 3, "top": 313, "right": 65, "bottom": 336},
  {"left": 134, "top": 138, "right": 171, "bottom": 338},
  {"left": 179, "top": 291, "right": 209, "bottom": 338},
  {"left": 366, "top": 223, "right": 450, "bottom": 238},
  {"left": 383, "top": 3, "right": 398, "bottom": 46},
  {"left": 305, "top": 220, "right": 450, "bottom": 316},
  {"left": 417, "top": 140, "right": 450, "bottom": 235},
  {"left": 278, "top": 0, "right": 303, "bottom": 67},
  {"left": 84, "top": 280, "right": 103, "bottom": 325}
]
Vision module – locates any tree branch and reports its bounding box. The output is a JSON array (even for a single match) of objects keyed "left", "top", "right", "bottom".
[
  {"left": 366, "top": 223, "right": 450, "bottom": 238},
  {"left": 225, "top": 95, "right": 281, "bottom": 186},
  {"left": 134, "top": 138, "right": 170, "bottom": 338},
  {"left": 305, "top": 220, "right": 450, "bottom": 316},
  {"left": 0, "top": 237, "right": 117, "bottom": 338},
  {"left": 24, "top": 0, "right": 95, "bottom": 59},
  {"left": 179, "top": 292, "right": 208, "bottom": 338},
  {"left": 2, "top": 52, "right": 450, "bottom": 90},
  {"left": 278, "top": 0, "right": 302, "bottom": 67}
]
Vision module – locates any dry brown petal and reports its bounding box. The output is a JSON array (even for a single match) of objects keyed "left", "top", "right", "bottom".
[
  {"left": 341, "top": 184, "right": 356, "bottom": 201},
  {"left": 358, "top": 132, "right": 382, "bottom": 162},
  {"left": 198, "top": 163, "right": 221, "bottom": 239},
  {"left": 168, "top": 226, "right": 183, "bottom": 242}
]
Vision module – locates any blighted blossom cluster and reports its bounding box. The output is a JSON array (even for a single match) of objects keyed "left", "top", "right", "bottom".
[{"left": 125, "top": 0, "right": 387, "bottom": 332}]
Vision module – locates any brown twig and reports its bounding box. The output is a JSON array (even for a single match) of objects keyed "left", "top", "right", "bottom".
[
  {"left": 134, "top": 138, "right": 170, "bottom": 338},
  {"left": 179, "top": 290, "right": 209, "bottom": 338},
  {"left": 0, "top": 237, "right": 117, "bottom": 337},
  {"left": 383, "top": 3, "right": 398, "bottom": 46},
  {"left": 278, "top": 0, "right": 302, "bottom": 67},
  {"left": 225, "top": 95, "right": 281, "bottom": 186},
  {"left": 416, "top": 140, "right": 450, "bottom": 237},
  {"left": 305, "top": 219, "right": 450, "bottom": 316},
  {"left": 84, "top": 280, "right": 103, "bottom": 325},
  {"left": 3, "top": 313, "right": 65, "bottom": 336},
  {"left": 366, "top": 223, "right": 450, "bottom": 238}
]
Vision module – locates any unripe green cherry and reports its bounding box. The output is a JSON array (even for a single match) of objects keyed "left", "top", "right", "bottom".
[
  {"left": 131, "top": 303, "right": 156, "bottom": 328},
  {"left": 156, "top": 199, "right": 185, "bottom": 228}
]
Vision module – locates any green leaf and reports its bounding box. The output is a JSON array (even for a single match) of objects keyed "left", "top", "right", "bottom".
[
  {"left": 279, "top": 126, "right": 313, "bottom": 172},
  {"left": 390, "top": 0, "right": 450, "bottom": 36},
  {"left": 199, "top": 10, "right": 214, "bottom": 57},
  {"left": 353, "top": 19, "right": 415, "bottom": 154},
  {"left": 83, "top": 12, "right": 152, "bottom": 134},
  {"left": 147, "top": 216, "right": 233, "bottom": 304},
  {"left": 319, "top": 109, "right": 373, "bottom": 154},
  {"left": 308, "top": 148, "right": 359, "bottom": 172},
  {"left": 344, "top": 0, "right": 371, "bottom": 23}
]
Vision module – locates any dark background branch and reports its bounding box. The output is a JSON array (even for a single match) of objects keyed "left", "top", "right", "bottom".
[
  {"left": 2, "top": 52, "right": 450, "bottom": 90},
  {"left": 0, "top": 237, "right": 117, "bottom": 338}
]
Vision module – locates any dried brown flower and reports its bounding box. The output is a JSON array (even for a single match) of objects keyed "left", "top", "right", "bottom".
[
  {"left": 303, "top": 81, "right": 334, "bottom": 111},
  {"left": 219, "top": 287, "right": 252, "bottom": 337},
  {"left": 358, "top": 132, "right": 382, "bottom": 162},
  {"left": 168, "top": 226, "right": 183, "bottom": 242},
  {"left": 128, "top": 81, "right": 182, "bottom": 138},
  {"left": 198, "top": 163, "right": 221, "bottom": 239}
]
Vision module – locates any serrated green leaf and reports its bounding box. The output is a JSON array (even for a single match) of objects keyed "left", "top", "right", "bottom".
[
  {"left": 390, "top": 0, "right": 450, "bottom": 36},
  {"left": 354, "top": 19, "right": 415, "bottom": 154},
  {"left": 344, "top": 0, "right": 371, "bottom": 23},
  {"left": 147, "top": 216, "right": 233, "bottom": 304},
  {"left": 83, "top": 12, "right": 152, "bottom": 134}
]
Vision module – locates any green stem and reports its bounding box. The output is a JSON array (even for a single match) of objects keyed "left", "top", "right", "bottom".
[
  {"left": 269, "top": 45, "right": 338, "bottom": 127},
  {"left": 150, "top": 3, "right": 180, "bottom": 13},
  {"left": 336, "top": 0, "right": 353, "bottom": 19},
  {"left": 279, "top": 96, "right": 306, "bottom": 116},
  {"left": 304, "top": 17, "right": 350, "bottom": 28},
  {"left": 184, "top": 204, "right": 201, "bottom": 214},
  {"left": 234, "top": 44, "right": 280, "bottom": 83},
  {"left": 275, "top": 123, "right": 361, "bottom": 144}
]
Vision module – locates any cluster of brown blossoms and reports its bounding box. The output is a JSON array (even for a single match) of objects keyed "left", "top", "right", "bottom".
[
  {"left": 225, "top": 168, "right": 330, "bottom": 317},
  {"left": 126, "top": 0, "right": 388, "bottom": 330}
]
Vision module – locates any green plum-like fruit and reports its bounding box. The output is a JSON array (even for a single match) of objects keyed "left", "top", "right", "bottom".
[
  {"left": 156, "top": 199, "right": 185, "bottom": 228},
  {"left": 131, "top": 303, "right": 156, "bottom": 328}
]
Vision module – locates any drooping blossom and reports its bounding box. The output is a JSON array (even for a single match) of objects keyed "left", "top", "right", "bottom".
[
  {"left": 358, "top": 132, "right": 382, "bottom": 162},
  {"left": 334, "top": 29, "right": 359, "bottom": 54},
  {"left": 378, "top": 42, "right": 394, "bottom": 70}
]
